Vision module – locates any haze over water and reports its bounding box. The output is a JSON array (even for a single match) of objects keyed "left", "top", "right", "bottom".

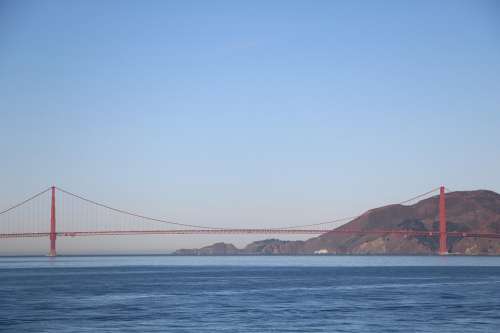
[{"left": 2, "top": 256, "right": 500, "bottom": 332}]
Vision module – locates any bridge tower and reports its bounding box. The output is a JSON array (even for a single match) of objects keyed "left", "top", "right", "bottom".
[
  {"left": 49, "top": 186, "right": 56, "bottom": 257},
  {"left": 439, "top": 185, "right": 447, "bottom": 255}
]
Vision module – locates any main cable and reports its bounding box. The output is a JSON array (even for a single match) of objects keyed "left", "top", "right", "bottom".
[
  {"left": 279, "top": 187, "right": 442, "bottom": 229},
  {"left": 0, "top": 187, "right": 51, "bottom": 217},
  {"left": 26, "top": 185, "right": 444, "bottom": 231},
  {"left": 55, "top": 187, "right": 225, "bottom": 230}
]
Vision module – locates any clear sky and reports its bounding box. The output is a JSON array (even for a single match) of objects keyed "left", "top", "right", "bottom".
[{"left": 1, "top": 0, "right": 499, "bottom": 254}]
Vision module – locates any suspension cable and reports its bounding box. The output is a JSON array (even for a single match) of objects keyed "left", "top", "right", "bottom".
[
  {"left": 55, "top": 187, "right": 225, "bottom": 230},
  {"left": 0, "top": 187, "right": 51, "bottom": 216},
  {"left": 279, "top": 187, "right": 442, "bottom": 229},
  {"left": 1, "top": 186, "right": 445, "bottom": 230},
  {"left": 277, "top": 215, "right": 359, "bottom": 229},
  {"left": 397, "top": 187, "right": 441, "bottom": 205}
]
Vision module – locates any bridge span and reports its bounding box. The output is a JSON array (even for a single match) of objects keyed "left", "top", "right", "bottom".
[{"left": 1, "top": 186, "right": 499, "bottom": 255}]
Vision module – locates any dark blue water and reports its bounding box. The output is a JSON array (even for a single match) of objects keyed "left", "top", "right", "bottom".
[{"left": 1, "top": 256, "right": 500, "bottom": 332}]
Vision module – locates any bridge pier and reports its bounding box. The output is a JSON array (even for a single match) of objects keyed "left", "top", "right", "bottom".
[
  {"left": 439, "top": 185, "right": 447, "bottom": 255},
  {"left": 49, "top": 186, "right": 56, "bottom": 257}
]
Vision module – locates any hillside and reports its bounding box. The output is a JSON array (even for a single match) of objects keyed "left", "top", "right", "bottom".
[{"left": 174, "top": 190, "right": 500, "bottom": 255}]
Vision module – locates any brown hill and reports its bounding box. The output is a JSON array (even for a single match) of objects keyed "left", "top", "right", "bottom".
[
  {"left": 173, "top": 190, "right": 500, "bottom": 255},
  {"left": 303, "top": 190, "right": 500, "bottom": 254}
]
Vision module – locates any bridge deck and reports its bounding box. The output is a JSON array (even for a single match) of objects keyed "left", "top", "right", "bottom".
[{"left": 2, "top": 230, "right": 500, "bottom": 239}]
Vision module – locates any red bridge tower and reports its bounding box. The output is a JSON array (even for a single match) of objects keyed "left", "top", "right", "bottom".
[
  {"left": 49, "top": 186, "right": 56, "bottom": 257},
  {"left": 439, "top": 185, "right": 447, "bottom": 255}
]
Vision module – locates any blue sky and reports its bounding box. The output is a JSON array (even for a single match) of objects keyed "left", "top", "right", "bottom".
[{"left": 1, "top": 0, "right": 499, "bottom": 253}]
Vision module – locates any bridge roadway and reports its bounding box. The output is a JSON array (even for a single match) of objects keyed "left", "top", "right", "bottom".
[{"left": 2, "top": 229, "right": 500, "bottom": 238}]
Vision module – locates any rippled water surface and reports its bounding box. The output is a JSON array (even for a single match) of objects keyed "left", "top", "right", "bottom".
[{"left": 1, "top": 256, "right": 500, "bottom": 332}]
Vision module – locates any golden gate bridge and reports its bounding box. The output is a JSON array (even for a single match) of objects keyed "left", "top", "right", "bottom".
[{"left": 1, "top": 186, "right": 499, "bottom": 256}]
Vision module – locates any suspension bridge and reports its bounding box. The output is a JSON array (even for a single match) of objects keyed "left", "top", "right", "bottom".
[{"left": 1, "top": 186, "right": 499, "bottom": 256}]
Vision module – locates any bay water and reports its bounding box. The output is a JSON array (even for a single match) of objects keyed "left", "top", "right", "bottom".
[{"left": 1, "top": 256, "right": 500, "bottom": 332}]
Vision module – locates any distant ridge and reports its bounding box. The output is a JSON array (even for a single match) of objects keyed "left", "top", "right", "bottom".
[{"left": 174, "top": 190, "right": 500, "bottom": 255}]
